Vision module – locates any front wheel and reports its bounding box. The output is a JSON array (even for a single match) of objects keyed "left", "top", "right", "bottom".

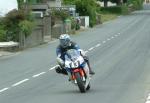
[{"left": 74, "top": 72, "right": 86, "bottom": 93}]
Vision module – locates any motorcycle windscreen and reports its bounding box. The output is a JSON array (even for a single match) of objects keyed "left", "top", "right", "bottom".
[{"left": 65, "top": 49, "right": 80, "bottom": 61}]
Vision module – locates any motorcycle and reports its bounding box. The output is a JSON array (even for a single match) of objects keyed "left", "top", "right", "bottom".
[{"left": 64, "top": 49, "right": 91, "bottom": 93}]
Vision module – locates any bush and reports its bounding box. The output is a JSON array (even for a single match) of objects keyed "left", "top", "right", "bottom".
[
  {"left": 50, "top": 9, "right": 70, "bottom": 21},
  {"left": 101, "top": 6, "right": 122, "bottom": 14},
  {"left": 19, "top": 20, "right": 34, "bottom": 37},
  {"left": 1, "top": 9, "right": 35, "bottom": 42},
  {"left": 0, "top": 26, "right": 7, "bottom": 42},
  {"left": 63, "top": 0, "right": 99, "bottom": 27},
  {"left": 121, "top": 5, "right": 129, "bottom": 14},
  {"left": 101, "top": 5, "right": 129, "bottom": 14},
  {"left": 63, "top": 0, "right": 76, "bottom": 4},
  {"left": 75, "top": 0, "right": 98, "bottom": 27},
  {"left": 70, "top": 17, "right": 76, "bottom": 30},
  {"left": 3, "top": 9, "right": 26, "bottom": 42},
  {"left": 128, "top": 0, "right": 143, "bottom": 10}
]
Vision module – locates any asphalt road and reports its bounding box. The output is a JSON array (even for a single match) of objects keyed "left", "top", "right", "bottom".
[{"left": 0, "top": 4, "right": 150, "bottom": 103}]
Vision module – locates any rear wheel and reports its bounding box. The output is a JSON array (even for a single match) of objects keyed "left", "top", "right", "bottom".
[{"left": 74, "top": 72, "right": 86, "bottom": 93}]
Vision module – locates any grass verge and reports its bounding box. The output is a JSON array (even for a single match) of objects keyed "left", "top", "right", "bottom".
[{"left": 101, "top": 13, "right": 119, "bottom": 23}]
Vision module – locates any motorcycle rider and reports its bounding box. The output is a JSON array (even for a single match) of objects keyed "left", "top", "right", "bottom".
[{"left": 55, "top": 34, "right": 95, "bottom": 75}]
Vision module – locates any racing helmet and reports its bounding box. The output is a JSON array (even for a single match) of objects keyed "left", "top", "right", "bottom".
[{"left": 59, "top": 34, "right": 71, "bottom": 48}]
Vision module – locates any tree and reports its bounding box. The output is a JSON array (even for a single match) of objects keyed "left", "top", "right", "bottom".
[
  {"left": 63, "top": 0, "right": 76, "bottom": 4},
  {"left": 128, "top": 0, "right": 143, "bottom": 9},
  {"left": 1, "top": 8, "right": 34, "bottom": 42},
  {"left": 75, "top": 0, "right": 98, "bottom": 27},
  {"left": 3, "top": 9, "right": 26, "bottom": 41},
  {"left": 104, "top": 0, "right": 108, "bottom": 7},
  {"left": 63, "top": 0, "right": 99, "bottom": 27},
  {"left": 0, "top": 25, "right": 7, "bottom": 42},
  {"left": 17, "top": 0, "right": 24, "bottom": 9}
]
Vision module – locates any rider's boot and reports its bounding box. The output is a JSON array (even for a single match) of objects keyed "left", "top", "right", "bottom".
[
  {"left": 55, "top": 66, "right": 68, "bottom": 75},
  {"left": 86, "top": 60, "right": 95, "bottom": 75},
  {"left": 83, "top": 56, "right": 95, "bottom": 75}
]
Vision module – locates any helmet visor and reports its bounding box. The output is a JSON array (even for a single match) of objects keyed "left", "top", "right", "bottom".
[{"left": 60, "top": 39, "right": 70, "bottom": 48}]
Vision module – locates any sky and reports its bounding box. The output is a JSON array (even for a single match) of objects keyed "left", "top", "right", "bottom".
[{"left": 0, "top": 0, "right": 18, "bottom": 16}]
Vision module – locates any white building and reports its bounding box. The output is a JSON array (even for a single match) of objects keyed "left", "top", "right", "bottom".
[{"left": 145, "top": 0, "right": 150, "bottom": 3}]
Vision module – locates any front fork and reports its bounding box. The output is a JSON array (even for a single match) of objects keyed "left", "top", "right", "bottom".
[{"left": 71, "top": 69, "right": 86, "bottom": 83}]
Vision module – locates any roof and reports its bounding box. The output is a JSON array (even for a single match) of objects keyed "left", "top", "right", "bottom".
[{"left": 31, "top": 4, "right": 49, "bottom": 10}]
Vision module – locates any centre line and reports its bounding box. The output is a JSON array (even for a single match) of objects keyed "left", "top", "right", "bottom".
[
  {"left": 102, "top": 41, "right": 106, "bottom": 43},
  {"left": 12, "top": 79, "right": 29, "bottom": 87},
  {"left": 32, "top": 72, "right": 46, "bottom": 78},
  {"left": 95, "top": 44, "right": 101, "bottom": 47},
  {"left": 89, "top": 47, "right": 94, "bottom": 51},
  {"left": 0, "top": 88, "right": 9, "bottom": 93}
]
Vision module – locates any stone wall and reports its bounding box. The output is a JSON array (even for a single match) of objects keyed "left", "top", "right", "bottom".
[{"left": 19, "top": 16, "right": 51, "bottom": 49}]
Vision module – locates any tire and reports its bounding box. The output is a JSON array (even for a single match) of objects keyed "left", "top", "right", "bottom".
[
  {"left": 74, "top": 72, "right": 86, "bottom": 93},
  {"left": 86, "top": 83, "right": 90, "bottom": 91}
]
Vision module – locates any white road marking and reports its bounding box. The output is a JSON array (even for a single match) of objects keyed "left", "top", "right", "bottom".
[
  {"left": 111, "top": 36, "right": 114, "bottom": 39},
  {"left": 32, "top": 72, "right": 46, "bottom": 78},
  {"left": 115, "top": 35, "right": 118, "bottom": 37},
  {"left": 107, "top": 38, "right": 110, "bottom": 41},
  {"left": 118, "top": 33, "right": 121, "bottom": 35},
  {"left": 0, "top": 88, "right": 9, "bottom": 93},
  {"left": 95, "top": 44, "right": 101, "bottom": 47},
  {"left": 147, "top": 94, "right": 150, "bottom": 100},
  {"left": 85, "top": 50, "right": 88, "bottom": 54},
  {"left": 49, "top": 65, "right": 60, "bottom": 71},
  {"left": 89, "top": 47, "right": 94, "bottom": 51},
  {"left": 12, "top": 79, "right": 29, "bottom": 87},
  {"left": 145, "top": 94, "right": 150, "bottom": 103},
  {"left": 102, "top": 41, "right": 106, "bottom": 43}
]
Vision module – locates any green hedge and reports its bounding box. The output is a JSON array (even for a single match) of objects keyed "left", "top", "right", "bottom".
[
  {"left": 101, "top": 5, "right": 129, "bottom": 15},
  {"left": 0, "top": 26, "right": 7, "bottom": 42},
  {"left": 128, "top": 0, "right": 143, "bottom": 10}
]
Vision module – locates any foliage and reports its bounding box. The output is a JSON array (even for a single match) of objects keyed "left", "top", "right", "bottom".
[
  {"left": 51, "top": 9, "right": 70, "bottom": 21},
  {"left": 0, "top": 9, "right": 35, "bottom": 42},
  {"left": 63, "top": 0, "right": 100, "bottom": 27},
  {"left": 128, "top": 0, "right": 143, "bottom": 10},
  {"left": 2, "top": 9, "right": 26, "bottom": 41},
  {"left": 75, "top": 0, "right": 99, "bottom": 27},
  {"left": 19, "top": 20, "right": 34, "bottom": 37},
  {"left": 101, "top": 6, "right": 122, "bottom": 14},
  {"left": 0, "top": 25, "right": 7, "bottom": 42},
  {"left": 70, "top": 17, "right": 76, "bottom": 30},
  {"left": 63, "top": 0, "right": 76, "bottom": 4},
  {"left": 101, "top": 5, "right": 129, "bottom": 14},
  {"left": 17, "top": 0, "right": 24, "bottom": 9},
  {"left": 4, "top": 10, "right": 26, "bottom": 28}
]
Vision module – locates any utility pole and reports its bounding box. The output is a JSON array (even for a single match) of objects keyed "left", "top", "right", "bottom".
[
  {"left": 23, "top": 0, "right": 28, "bottom": 13},
  {"left": 104, "top": 0, "right": 108, "bottom": 7}
]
